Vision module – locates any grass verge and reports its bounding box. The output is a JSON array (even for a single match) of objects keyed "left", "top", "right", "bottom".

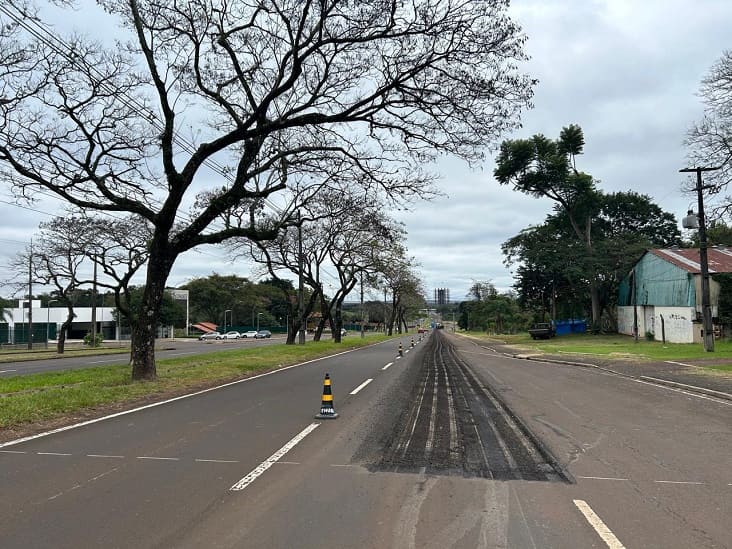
[
  {"left": 463, "top": 332, "right": 732, "bottom": 365},
  {"left": 0, "top": 335, "right": 391, "bottom": 434}
]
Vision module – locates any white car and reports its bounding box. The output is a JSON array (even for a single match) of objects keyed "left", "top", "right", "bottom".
[
  {"left": 242, "top": 330, "right": 258, "bottom": 338},
  {"left": 221, "top": 331, "right": 241, "bottom": 339},
  {"left": 198, "top": 331, "right": 221, "bottom": 341}
]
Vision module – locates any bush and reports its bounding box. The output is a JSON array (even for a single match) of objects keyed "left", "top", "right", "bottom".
[{"left": 83, "top": 332, "right": 104, "bottom": 346}]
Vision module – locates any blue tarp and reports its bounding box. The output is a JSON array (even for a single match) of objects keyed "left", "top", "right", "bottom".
[{"left": 554, "top": 319, "right": 586, "bottom": 336}]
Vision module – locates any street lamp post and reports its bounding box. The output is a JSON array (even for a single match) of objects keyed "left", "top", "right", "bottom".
[
  {"left": 47, "top": 299, "right": 58, "bottom": 344},
  {"left": 257, "top": 312, "right": 262, "bottom": 332},
  {"left": 224, "top": 309, "right": 232, "bottom": 333},
  {"left": 680, "top": 165, "right": 721, "bottom": 352}
]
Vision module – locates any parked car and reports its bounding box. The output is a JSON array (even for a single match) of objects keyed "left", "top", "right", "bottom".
[
  {"left": 528, "top": 322, "right": 556, "bottom": 340},
  {"left": 340, "top": 328, "right": 347, "bottom": 336},
  {"left": 254, "top": 329, "right": 272, "bottom": 339},
  {"left": 242, "top": 330, "right": 259, "bottom": 338},
  {"left": 199, "top": 331, "right": 221, "bottom": 340},
  {"left": 221, "top": 331, "right": 241, "bottom": 339}
]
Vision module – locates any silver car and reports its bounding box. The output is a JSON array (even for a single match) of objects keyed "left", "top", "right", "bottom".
[{"left": 198, "top": 331, "right": 221, "bottom": 340}]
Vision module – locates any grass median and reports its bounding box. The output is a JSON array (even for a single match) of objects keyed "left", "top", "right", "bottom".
[
  {"left": 462, "top": 331, "right": 732, "bottom": 372},
  {"left": 0, "top": 335, "right": 392, "bottom": 435}
]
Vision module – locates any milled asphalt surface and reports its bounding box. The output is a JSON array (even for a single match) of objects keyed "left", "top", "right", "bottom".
[{"left": 464, "top": 336, "right": 732, "bottom": 401}]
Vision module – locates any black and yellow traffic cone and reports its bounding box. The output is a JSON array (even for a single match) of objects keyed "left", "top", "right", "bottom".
[
  {"left": 398, "top": 342, "right": 403, "bottom": 357},
  {"left": 315, "top": 373, "right": 338, "bottom": 419},
  {"left": 411, "top": 337, "right": 415, "bottom": 348}
]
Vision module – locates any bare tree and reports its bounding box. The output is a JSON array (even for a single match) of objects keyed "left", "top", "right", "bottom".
[
  {"left": 0, "top": 1, "right": 533, "bottom": 379},
  {"left": 9, "top": 213, "right": 151, "bottom": 352},
  {"left": 686, "top": 50, "right": 732, "bottom": 212}
]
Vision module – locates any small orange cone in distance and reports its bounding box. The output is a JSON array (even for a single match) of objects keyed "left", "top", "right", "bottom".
[{"left": 315, "top": 373, "right": 338, "bottom": 419}]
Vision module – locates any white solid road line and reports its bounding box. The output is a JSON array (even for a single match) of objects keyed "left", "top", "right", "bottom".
[
  {"left": 230, "top": 422, "right": 319, "bottom": 492},
  {"left": 0, "top": 369, "right": 17, "bottom": 373},
  {"left": 88, "top": 359, "right": 121, "bottom": 364},
  {"left": 0, "top": 346, "right": 362, "bottom": 450},
  {"left": 350, "top": 378, "right": 373, "bottom": 395},
  {"left": 573, "top": 499, "right": 626, "bottom": 549},
  {"left": 382, "top": 362, "right": 393, "bottom": 370}
]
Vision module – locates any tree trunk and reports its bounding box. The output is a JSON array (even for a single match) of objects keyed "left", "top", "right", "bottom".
[
  {"left": 129, "top": 248, "right": 175, "bottom": 380},
  {"left": 590, "top": 281, "right": 601, "bottom": 332},
  {"left": 57, "top": 307, "right": 74, "bottom": 354}
]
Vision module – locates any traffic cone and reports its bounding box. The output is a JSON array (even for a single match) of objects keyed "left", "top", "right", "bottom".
[
  {"left": 315, "top": 373, "right": 338, "bottom": 419},
  {"left": 411, "top": 337, "right": 415, "bottom": 348},
  {"left": 398, "top": 342, "right": 403, "bottom": 357}
]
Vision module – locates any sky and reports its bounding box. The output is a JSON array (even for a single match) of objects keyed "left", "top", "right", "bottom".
[{"left": 1, "top": 0, "right": 731, "bottom": 303}]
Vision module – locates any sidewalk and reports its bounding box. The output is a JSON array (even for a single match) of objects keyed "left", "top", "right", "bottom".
[{"left": 474, "top": 338, "right": 732, "bottom": 402}]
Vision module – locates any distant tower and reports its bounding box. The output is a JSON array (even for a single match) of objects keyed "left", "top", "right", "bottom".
[{"left": 434, "top": 288, "right": 450, "bottom": 305}]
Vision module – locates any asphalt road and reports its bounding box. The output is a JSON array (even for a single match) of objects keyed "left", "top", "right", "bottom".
[
  {"left": 0, "top": 331, "right": 729, "bottom": 548},
  {"left": 0, "top": 336, "right": 286, "bottom": 377}
]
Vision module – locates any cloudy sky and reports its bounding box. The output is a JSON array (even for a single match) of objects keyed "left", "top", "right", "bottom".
[{"left": 1, "top": 0, "right": 731, "bottom": 303}]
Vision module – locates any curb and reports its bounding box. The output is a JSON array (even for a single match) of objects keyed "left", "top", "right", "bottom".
[{"left": 504, "top": 352, "right": 732, "bottom": 403}]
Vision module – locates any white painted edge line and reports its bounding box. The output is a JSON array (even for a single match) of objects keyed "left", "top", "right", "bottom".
[
  {"left": 573, "top": 499, "right": 626, "bottom": 549},
  {"left": 88, "top": 359, "right": 121, "bottom": 364},
  {"left": 0, "top": 346, "right": 361, "bottom": 449},
  {"left": 664, "top": 360, "right": 695, "bottom": 368},
  {"left": 654, "top": 480, "right": 705, "bottom": 485},
  {"left": 577, "top": 476, "right": 629, "bottom": 481},
  {"left": 0, "top": 450, "right": 26, "bottom": 454},
  {"left": 37, "top": 452, "right": 71, "bottom": 456},
  {"left": 632, "top": 377, "right": 732, "bottom": 405},
  {"left": 0, "top": 369, "right": 17, "bottom": 373},
  {"left": 230, "top": 422, "right": 319, "bottom": 492},
  {"left": 382, "top": 362, "right": 393, "bottom": 370},
  {"left": 640, "top": 375, "right": 732, "bottom": 399},
  {"left": 350, "top": 378, "right": 373, "bottom": 395}
]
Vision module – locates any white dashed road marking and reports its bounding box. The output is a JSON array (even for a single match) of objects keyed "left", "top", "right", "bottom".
[
  {"left": 87, "top": 454, "right": 124, "bottom": 459},
  {"left": 0, "top": 369, "right": 17, "bottom": 373},
  {"left": 230, "top": 422, "right": 319, "bottom": 492},
  {"left": 137, "top": 456, "right": 179, "bottom": 461},
  {"left": 573, "top": 499, "right": 626, "bottom": 549},
  {"left": 578, "top": 476, "right": 629, "bottom": 481},
  {"left": 382, "top": 362, "right": 393, "bottom": 370},
  {"left": 350, "top": 378, "right": 373, "bottom": 395},
  {"left": 37, "top": 452, "right": 71, "bottom": 456},
  {"left": 195, "top": 459, "right": 239, "bottom": 464}
]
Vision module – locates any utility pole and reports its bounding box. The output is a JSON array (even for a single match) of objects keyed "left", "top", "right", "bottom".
[
  {"left": 298, "top": 212, "right": 305, "bottom": 345},
  {"left": 360, "top": 273, "right": 365, "bottom": 339},
  {"left": 27, "top": 239, "right": 33, "bottom": 350},
  {"left": 680, "top": 165, "right": 721, "bottom": 352},
  {"left": 91, "top": 254, "right": 98, "bottom": 347}
]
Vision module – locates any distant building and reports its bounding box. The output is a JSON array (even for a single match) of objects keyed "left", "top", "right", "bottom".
[
  {"left": 617, "top": 247, "right": 732, "bottom": 343},
  {"left": 434, "top": 288, "right": 450, "bottom": 305}
]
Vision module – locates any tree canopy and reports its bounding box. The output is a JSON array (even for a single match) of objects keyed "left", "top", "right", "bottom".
[{"left": 0, "top": 1, "right": 534, "bottom": 379}]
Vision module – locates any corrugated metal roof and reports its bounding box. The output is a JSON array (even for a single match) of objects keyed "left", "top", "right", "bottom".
[{"left": 650, "top": 246, "right": 732, "bottom": 274}]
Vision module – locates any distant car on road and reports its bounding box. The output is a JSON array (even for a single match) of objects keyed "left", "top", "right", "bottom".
[
  {"left": 254, "top": 330, "right": 272, "bottom": 339},
  {"left": 199, "top": 331, "right": 221, "bottom": 341},
  {"left": 340, "top": 328, "right": 347, "bottom": 336},
  {"left": 221, "top": 331, "right": 241, "bottom": 339},
  {"left": 242, "top": 330, "right": 258, "bottom": 338}
]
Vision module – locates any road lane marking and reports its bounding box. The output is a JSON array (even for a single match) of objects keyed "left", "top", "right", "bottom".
[
  {"left": 195, "top": 459, "right": 239, "bottom": 463},
  {"left": 0, "top": 369, "right": 17, "bottom": 373},
  {"left": 137, "top": 456, "right": 179, "bottom": 461},
  {"left": 87, "top": 454, "right": 124, "bottom": 459},
  {"left": 167, "top": 352, "right": 197, "bottom": 356},
  {"left": 0, "top": 450, "right": 26, "bottom": 454},
  {"left": 88, "top": 359, "right": 120, "bottom": 364},
  {"left": 664, "top": 360, "right": 695, "bottom": 368},
  {"left": 37, "top": 452, "right": 71, "bottom": 456},
  {"left": 0, "top": 345, "right": 365, "bottom": 450},
  {"left": 382, "top": 362, "right": 393, "bottom": 370},
  {"left": 230, "top": 422, "right": 319, "bottom": 492},
  {"left": 654, "top": 480, "right": 705, "bottom": 485},
  {"left": 577, "top": 476, "right": 629, "bottom": 481},
  {"left": 350, "top": 378, "right": 373, "bottom": 395},
  {"left": 573, "top": 499, "right": 626, "bottom": 549},
  {"left": 632, "top": 378, "right": 732, "bottom": 405}
]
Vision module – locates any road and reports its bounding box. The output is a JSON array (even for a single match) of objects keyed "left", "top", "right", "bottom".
[
  {"left": 0, "top": 331, "right": 729, "bottom": 547},
  {"left": 0, "top": 336, "right": 285, "bottom": 377}
]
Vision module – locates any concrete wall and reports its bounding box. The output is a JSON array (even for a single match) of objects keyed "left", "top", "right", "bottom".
[{"left": 618, "top": 306, "right": 695, "bottom": 343}]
